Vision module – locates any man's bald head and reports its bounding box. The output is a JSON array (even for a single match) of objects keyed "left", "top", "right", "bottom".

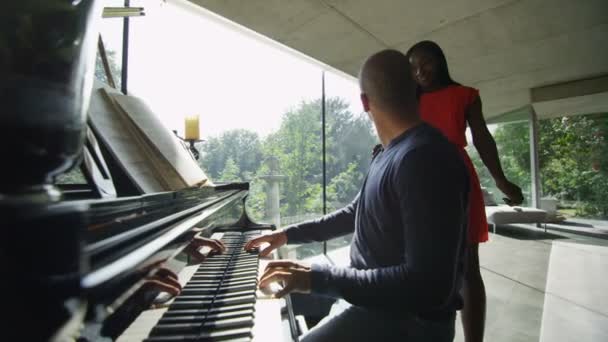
[{"left": 359, "top": 49, "right": 417, "bottom": 116}]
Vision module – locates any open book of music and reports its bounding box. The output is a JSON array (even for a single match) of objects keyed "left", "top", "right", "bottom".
[{"left": 87, "top": 81, "right": 210, "bottom": 193}]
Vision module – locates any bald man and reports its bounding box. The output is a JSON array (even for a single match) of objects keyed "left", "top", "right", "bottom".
[{"left": 246, "top": 49, "right": 469, "bottom": 341}]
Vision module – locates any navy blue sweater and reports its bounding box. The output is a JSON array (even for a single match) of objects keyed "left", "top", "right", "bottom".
[{"left": 285, "top": 123, "right": 469, "bottom": 316}]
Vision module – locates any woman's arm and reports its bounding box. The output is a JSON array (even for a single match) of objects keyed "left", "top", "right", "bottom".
[{"left": 467, "top": 96, "right": 524, "bottom": 205}]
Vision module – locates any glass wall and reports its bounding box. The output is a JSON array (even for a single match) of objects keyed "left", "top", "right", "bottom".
[
  {"left": 539, "top": 113, "right": 608, "bottom": 220},
  {"left": 466, "top": 121, "right": 532, "bottom": 206},
  {"left": 95, "top": 0, "right": 124, "bottom": 89},
  {"left": 127, "top": 0, "right": 325, "bottom": 259},
  {"left": 324, "top": 70, "right": 377, "bottom": 255}
]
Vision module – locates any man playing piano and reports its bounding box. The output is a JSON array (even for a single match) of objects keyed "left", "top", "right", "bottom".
[{"left": 245, "top": 49, "right": 469, "bottom": 341}]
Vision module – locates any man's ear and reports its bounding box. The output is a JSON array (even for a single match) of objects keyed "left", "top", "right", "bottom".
[{"left": 360, "top": 93, "right": 370, "bottom": 112}]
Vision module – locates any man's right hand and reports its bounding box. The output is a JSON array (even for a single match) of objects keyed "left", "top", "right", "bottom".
[{"left": 244, "top": 231, "right": 287, "bottom": 257}]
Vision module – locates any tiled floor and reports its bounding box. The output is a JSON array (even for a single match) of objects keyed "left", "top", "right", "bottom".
[{"left": 325, "top": 222, "right": 608, "bottom": 342}]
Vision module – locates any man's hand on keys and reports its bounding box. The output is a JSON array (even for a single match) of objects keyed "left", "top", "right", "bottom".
[
  {"left": 259, "top": 260, "right": 311, "bottom": 298},
  {"left": 243, "top": 230, "right": 287, "bottom": 257}
]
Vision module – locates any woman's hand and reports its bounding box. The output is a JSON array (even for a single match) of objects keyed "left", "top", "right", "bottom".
[{"left": 496, "top": 178, "right": 524, "bottom": 205}]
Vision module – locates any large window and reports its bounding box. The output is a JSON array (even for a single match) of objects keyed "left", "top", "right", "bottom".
[
  {"left": 324, "top": 70, "right": 377, "bottom": 255},
  {"left": 539, "top": 113, "right": 608, "bottom": 220},
  {"left": 467, "top": 121, "right": 533, "bottom": 206},
  {"left": 95, "top": 0, "right": 124, "bottom": 89},
  {"left": 127, "top": 0, "right": 325, "bottom": 259}
]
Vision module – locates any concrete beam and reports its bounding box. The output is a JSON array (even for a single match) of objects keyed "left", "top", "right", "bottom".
[{"left": 531, "top": 75, "right": 608, "bottom": 103}]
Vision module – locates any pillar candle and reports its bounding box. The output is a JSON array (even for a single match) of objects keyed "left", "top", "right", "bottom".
[{"left": 185, "top": 115, "right": 200, "bottom": 140}]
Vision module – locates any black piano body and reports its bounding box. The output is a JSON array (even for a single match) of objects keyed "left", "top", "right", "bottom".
[{"left": 1, "top": 181, "right": 297, "bottom": 341}]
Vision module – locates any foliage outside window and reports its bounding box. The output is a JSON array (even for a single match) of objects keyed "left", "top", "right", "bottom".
[{"left": 468, "top": 113, "right": 607, "bottom": 219}]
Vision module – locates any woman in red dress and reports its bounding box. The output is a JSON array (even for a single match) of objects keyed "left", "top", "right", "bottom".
[{"left": 407, "top": 41, "right": 524, "bottom": 342}]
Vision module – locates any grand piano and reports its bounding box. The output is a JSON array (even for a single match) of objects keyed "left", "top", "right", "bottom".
[
  {"left": 3, "top": 136, "right": 300, "bottom": 342},
  {"left": 2, "top": 3, "right": 304, "bottom": 340}
]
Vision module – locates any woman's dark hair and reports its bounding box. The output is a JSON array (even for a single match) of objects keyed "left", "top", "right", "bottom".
[{"left": 406, "top": 40, "right": 459, "bottom": 95}]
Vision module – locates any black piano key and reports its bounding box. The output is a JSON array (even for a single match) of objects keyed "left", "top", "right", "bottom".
[
  {"left": 175, "top": 290, "right": 253, "bottom": 302},
  {"left": 170, "top": 294, "right": 255, "bottom": 310},
  {"left": 202, "top": 316, "right": 254, "bottom": 330},
  {"left": 207, "top": 303, "right": 256, "bottom": 315},
  {"left": 194, "top": 267, "right": 239, "bottom": 274},
  {"left": 232, "top": 251, "right": 257, "bottom": 255},
  {"left": 145, "top": 327, "right": 253, "bottom": 342},
  {"left": 212, "top": 294, "right": 256, "bottom": 306},
  {"left": 164, "top": 302, "right": 255, "bottom": 317},
  {"left": 169, "top": 299, "right": 214, "bottom": 310},
  {"left": 193, "top": 270, "right": 226, "bottom": 276},
  {"left": 150, "top": 316, "right": 254, "bottom": 336},
  {"left": 159, "top": 308, "right": 253, "bottom": 325},
  {"left": 150, "top": 323, "right": 203, "bottom": 335},
  {"left": 198, "top": 264, "right": 240, "bottom": 271},
  {"left": 224, "top": 271, "right": 259, "bottom": 278},
  {"left": 197, "top": 269, "right": 256, "bottom": 277},
  {"left": 181, "top": 283, "right": 256, "bottom": 296},
  {"left": 185, "top": 279, "right": 256, "bottom": 289},
  {"left": 198, "top": 261, "right": 233, "bottom": 266},
  {"left": 232, "top": 253, "right": 258, "bottom": 258},
  {"left": 190, "top": 275, "right": 223, "bottom": 282},
  {"left": 184, "top": 279, "right": 223, "bottom": 286},
  {"left": 205, "top": 308, "right": 254, "bottom": 321},
  {"left": 179, "top": 287, "right": 217, "bottom": 296},
  {"left": 191, "top": 271, "right": 257, "bottom": 281},
  {"left": 214, "top": 260, "right": 258, "bottom": 267},
  {"left": 226, "top": 258, "right": 258, "bottom": 263},
  {"left": 205, "top": 256, "right": 234, "bottom": 261}
]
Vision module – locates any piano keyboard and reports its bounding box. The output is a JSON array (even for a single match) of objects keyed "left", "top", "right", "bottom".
[{"left": 143, "top": 230, "right": 264, "bottom": 342}]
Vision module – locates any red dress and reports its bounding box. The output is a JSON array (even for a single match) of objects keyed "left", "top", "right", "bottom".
[{"left": 419, "top": 85, "right": 489, "bottom": 243}]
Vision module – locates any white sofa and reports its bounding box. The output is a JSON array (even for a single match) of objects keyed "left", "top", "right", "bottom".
[
  {"left": 482, "top": 188, "right": 548, "bottom": 233},
  {"left": 485, "top": 205, "right": 548, "bottom": 233}
]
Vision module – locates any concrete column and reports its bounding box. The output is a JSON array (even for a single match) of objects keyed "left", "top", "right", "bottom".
[
  {"left": 260, "top": 156, "right": 285, "bottom": 229},
  {"left": 529, "top": 106, "right": 542, "bottom": 208},
  {"left": 269, "top": 180, "right": 281, "bottom": 228}
]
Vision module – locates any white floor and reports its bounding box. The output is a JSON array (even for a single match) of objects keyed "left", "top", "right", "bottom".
[{"left": 325, "top": 223, "right": 608, "bottom": 342}]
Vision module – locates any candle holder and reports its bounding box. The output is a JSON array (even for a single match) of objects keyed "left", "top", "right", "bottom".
[
  {"left": 172, "top": 130, "right": 203, "bottom": 160},
  {"left": 186, "top": 139, "right": 204, "bottom": 160}
]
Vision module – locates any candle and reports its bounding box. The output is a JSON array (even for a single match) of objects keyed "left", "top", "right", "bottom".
[{"left": 185, "top": 115, "right": 200, "bottom": 140}]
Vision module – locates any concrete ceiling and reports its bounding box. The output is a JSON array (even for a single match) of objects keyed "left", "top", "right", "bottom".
[{"left": 188, "top": 0, "right": 608, "bottom": 120}]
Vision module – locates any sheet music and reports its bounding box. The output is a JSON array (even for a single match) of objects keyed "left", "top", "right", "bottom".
[
  {"left": 88, "top": 83, "right": 166, "bottom": 193},
  {"left": 111, "top": 94, "right": 208, "bottom": 189},
  {"left": 87, "top": 80, "right": 209, "bottom": 193}
]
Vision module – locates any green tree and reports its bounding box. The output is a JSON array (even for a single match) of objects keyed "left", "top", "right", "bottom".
[
  {"left": 95, "top": 49, "right": 121, "bottom": 88},
  {"left": 539, "top": 114, "right": 607, "bottom": 217},
  {"left": 467, "top": 121, "right": 532, "bottom": 205},
  {"left": 200, "top": 129, "right": 262, "bottom": 180},
  {"left": 261, "top": 97, "right": 376, "bottom": 217},
  {"left": 328, "top": 161, "right": 364, "bottom": 209},
  {"left": 326, "top": 98, "right": 377, "bottom": 180},
  {"left": 217, "top": 157, "right": 241, "bottom": 182},
  {"left": 469, "top": 114, "right": 607, "bottom": 218},
  {"left": 198, "top": 97, "right": 376, "bottom": 220},
  {"left": 267, "top": 100, "right": 323, "bottom": 216}
]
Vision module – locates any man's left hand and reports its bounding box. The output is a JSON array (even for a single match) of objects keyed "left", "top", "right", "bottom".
[{"left": 259, "top": 260, "right": 312, "bottom": 298}]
